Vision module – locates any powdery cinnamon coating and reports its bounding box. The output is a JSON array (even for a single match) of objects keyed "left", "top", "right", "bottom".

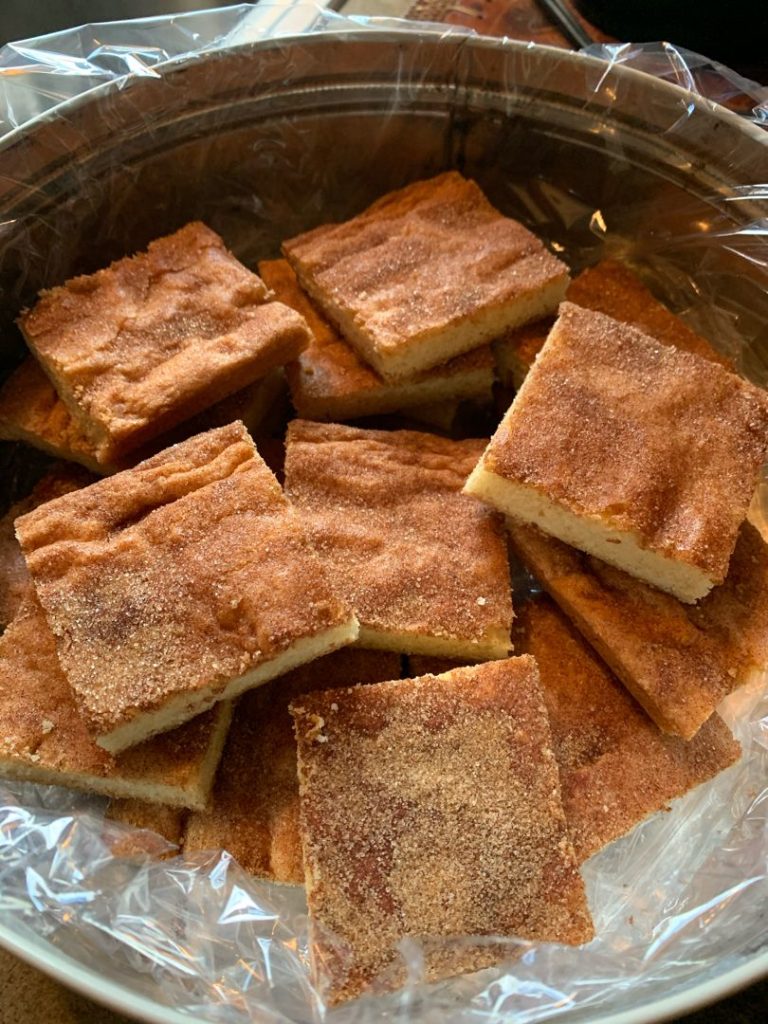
[
  {"left": 508, "top": 521, "right": 768, "bottom": 739},
  {"left": 283, "top": 172, "right": 568, "bottom": 379},
  {"left": 184, "top": 649, "right": 400, "bottom": 884},
  {"left": 495, "top": 259, "right": 730, "bottom": 387},
  {"left": 18, "top": 222, "right": 309, "bottom": 460},
  {"left": 0, "top": 465, "right": 91, "bottom": 627},
  {"left": 567, "top": 261, "right": 731, "bottom": 367},
  {"left": 0, "top": 593, "right": 230, "bottom": 807},
  {"left": 107, "top": 799, "right": 186, "bottom": 858},
  {"left": 513, "top": 598, "right": 741, "bottom": 862},
  {"left": 494, "top": 319, "right": 553, "bottom": 389},
  {"left": 15, "top": 422, "right": 354, "bottom": 744},
  {"left": 291, "top": 658, "right": 593, "bottom": 1005},
  {"left": 258, "top": 258, "right": 494, "bottom": 419},
  {"left": 480, "top": 303, "right": 768, "bottom": 583},
  {"left": 0, "top": 358, "right": 286, "bottom": 474},
  {"left": 284, "top": 421, "right": 513, "bottom": 657}
]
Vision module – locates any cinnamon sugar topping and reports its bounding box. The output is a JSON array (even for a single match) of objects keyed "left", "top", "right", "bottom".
[
  {"left": 477, "top": 303, "right": 768, "bottom": 586},
  {"left": 19, "top": 222, "right": 309, "bottom": 460},
  {"left": 509, "top": 520, "right": 768, "bottom": 739},
  {"left": 291, "top": 658, "right": 593, "bottom": 1004},
  {"left": 184, "top": 649, "right": 400, "bottom": 884},
  {"left": 284, "top": 420, "right": 513, "bottom": 658},
  {"left": 283, "top": 172, "right": 568, "bottom": 380},
  {"left": 15, "top": 421, "right": 355, "bottom": 750},
  {"left": 513, "top": 597, "right": 740, "bottom": 860}
]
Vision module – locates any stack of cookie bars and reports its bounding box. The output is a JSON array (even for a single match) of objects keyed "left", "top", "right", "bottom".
[{"left": 1, "top": 172, "right": 766, "bottom": 1006}]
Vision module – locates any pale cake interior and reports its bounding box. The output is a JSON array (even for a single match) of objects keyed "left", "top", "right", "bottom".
[
  {"left": 355, "top": 623, "right": 510, "bottom": 661},
  {"left": 15, "top": 422, "right": 358, "bottom": 752},
  {"left": 258, "top": 257, "right": 494, "bottom": 420},
  {"left": 284, "top": 421, "right": 513, "bottom": 659},
  {"left": 475, "top": 464, "right": 714, "bottom": 603},
  {"left": 99, "top": 617, "right": 359, "bottom": 754},
  {"left": 465, "top": 302, "right": 768, "bottom": 603},
  {"left": 308, "top": 272, "right": 567, "bottom": 382},
  {"left": 0, "top": 593, "right": 233, "bottom": 809},
  {"left": 284, "top": 172, "right": 569, "bottom": 382}
]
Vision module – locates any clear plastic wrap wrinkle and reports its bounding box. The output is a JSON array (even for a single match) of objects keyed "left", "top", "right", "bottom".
[
  {"left": 1, "top": 685, "right": 766, "bottom": 1022},
  {"left": 0, "top": 6, "right": 767, "bottom": 1022}
]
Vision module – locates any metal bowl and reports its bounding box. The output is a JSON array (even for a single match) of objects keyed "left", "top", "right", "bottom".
[{"left": 0, "top": 25, "right": 766, "bottom": 1024}]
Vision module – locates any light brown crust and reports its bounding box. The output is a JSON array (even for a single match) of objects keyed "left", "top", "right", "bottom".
[
  {"left": 15, "top": 422, "right": 355, "bottom": 746},
  {"left": 689, "top": 520, "right": 768, "bottom": 674},
  {"left": 18, "top": 222, "right": 310, "bottom": 460},
  {"left": 283, "top": 172, "right": 568, "bottom": 380},
  {"left": 258, "top": 258, "right": 494, "bottom": 419},
  {"left": 479, "top": 303, "right": 768, "bottom": 582},
  {"left": 513, "top": 597, "right": 740, "bottom": 861},
  {"left": 184, "top": 649, "right": 401, "bottom": 884},
  {"left": 0, "top": 358, "right": 286, "bottom": 475},
  {"left": 0, "top": 592, "right": 230, "bottom": 808},
  {"left": 494, "top": 318, "right": 553, "bottom": 389},
  {"left": 0, "top": 465, "right": 91, "bottom": 628},
  {"left": 567, "top": 261, "right": 732, "bottom": 367},
  {"left": 291, "top": 658, "right": 593, "bottom": 1005},
  {"left": 495, "top": 259, "right": 731, "bottom": 387},
  {"left": 508, "top": 520, "right": 768, "bottom": 738},
  {"left": 0, "top": 360, "right": 106, "bottom": 472},
  {"left": 408, "top": 655, "right": 471, "bottom": 676},
  {"left": 284, "top": 420, "right": 513, "bottom": 658},
  {"left": 106, "top": 799, "right": 186, "bottom": 857}
]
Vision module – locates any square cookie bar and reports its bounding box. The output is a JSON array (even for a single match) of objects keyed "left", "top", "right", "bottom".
[
  {"left": 0, "top": 358, "right": 286, "bottom": 473},
  {"left": 184, "top": 648, "right": 401, "bottom": 884},
  {"left": 16, "top": 422, "right": 358, "bottom": 753},
  {"left": 0, "top": 593, "right": 231, "bottom": 809},
  {"left": 18, "top": 222, "right": 309, "bottom": 461},
  {"left": 509, "top": 520, "right": 768, "bottom": 739},
  {"left": 513, "top": 597, "right": 740, "bottom": 860},
  {"left": 494, "top": 259, "right": 730, "bottom": 389},
  {"left": 284, "top": 420, "right": 513, "bottom": 659},
  {"left": 258, "top": 258, "right": 494, "bottom": 420},
  {"left": 283, "top": 172, "right": 568, "bottom": 380},
  {"left": 466, "top": 303, "right": 768, "bottom": 602},
  {"left": 290, "top": 658, "right": 594, "bottom": 1004}
]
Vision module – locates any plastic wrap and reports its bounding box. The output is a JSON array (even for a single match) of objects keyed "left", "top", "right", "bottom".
[{"left": 0, "top": 6, "right": 767, "bottom": 1022}]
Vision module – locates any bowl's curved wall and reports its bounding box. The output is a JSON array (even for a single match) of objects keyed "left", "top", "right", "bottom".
[{"left": 0, "top": 31, "right": 766, "bottom": 373}]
